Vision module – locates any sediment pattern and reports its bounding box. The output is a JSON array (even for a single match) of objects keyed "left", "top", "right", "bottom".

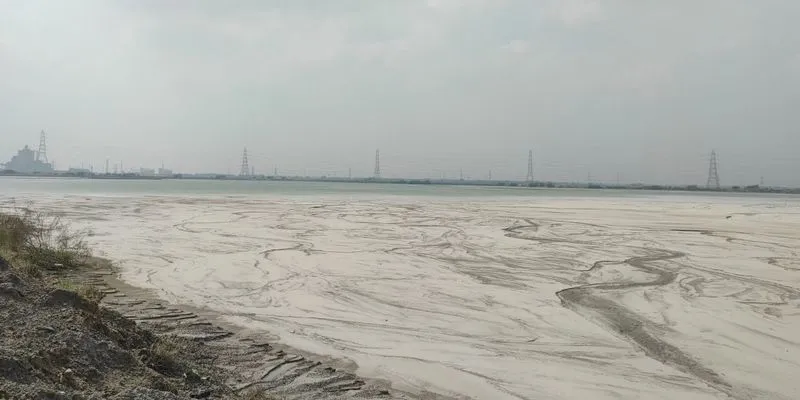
[
  {"left": 63, "top": 268, "right": 408, "bottom": 400},
  {"left": 6, "top": 192, "right": 800, "bottom": 399}
]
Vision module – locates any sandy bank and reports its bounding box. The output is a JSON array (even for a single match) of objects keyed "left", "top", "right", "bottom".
[{"left": 78, "top": 258, "right": 411, "bottom": 399}]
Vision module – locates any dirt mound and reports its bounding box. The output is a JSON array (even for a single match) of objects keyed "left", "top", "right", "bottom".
[{"left": 0, "top": 256, "right": 235, "bottom": 400}]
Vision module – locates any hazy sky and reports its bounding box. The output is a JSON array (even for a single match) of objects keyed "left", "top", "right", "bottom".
[{"left": 1, "top": 1, "right": 799, "bottom": 185}]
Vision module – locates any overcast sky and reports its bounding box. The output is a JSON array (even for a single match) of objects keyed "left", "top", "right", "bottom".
[{"left": 1, "top": 0, "right": 799, "bottom": 185}]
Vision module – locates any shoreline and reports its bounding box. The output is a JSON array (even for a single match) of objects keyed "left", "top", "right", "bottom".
[
  {"left": 2, "top": 173, "right": 797, "bottom": 194},
  {"left": 75, "top": 257, "right": 417, "bottom": 399}
]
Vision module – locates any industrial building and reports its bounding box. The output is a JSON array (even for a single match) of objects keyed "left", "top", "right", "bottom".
[
  {"left": 2, "top": 144, "right": 53, "bottom": 173},
  {"left": 158, "top": 167, "right": 173, "bottom": 176}
]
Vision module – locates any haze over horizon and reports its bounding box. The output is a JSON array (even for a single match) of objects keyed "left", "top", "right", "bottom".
[{"left": 1, "top": 1, "right": 798, "bottom": 186}]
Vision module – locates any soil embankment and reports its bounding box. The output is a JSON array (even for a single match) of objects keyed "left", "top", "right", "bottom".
[
  {"left": 0, "top": 255, "right": 404, "bottom": 400},
  {"left": 0, "top": 255, "right": 239, "bottom": 399}
]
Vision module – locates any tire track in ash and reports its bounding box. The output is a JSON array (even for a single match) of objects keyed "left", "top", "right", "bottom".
[{"left": 504, "top": 219, "right": 738, "bottom": 398}]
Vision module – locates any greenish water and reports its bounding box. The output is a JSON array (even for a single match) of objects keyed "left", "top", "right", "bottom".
[{"left": 0, "top": 176, "right": 793, "bottom": 200}]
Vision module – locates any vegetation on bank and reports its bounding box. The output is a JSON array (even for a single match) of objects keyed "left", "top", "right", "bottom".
[
  {"left": 0, "top": 206, "right": 278, "bottom": 399},
  {"left": 0, "top": 206, "right": 89, "bottom": 274}
]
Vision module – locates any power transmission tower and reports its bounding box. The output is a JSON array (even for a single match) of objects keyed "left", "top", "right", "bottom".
[
  {"left": 706, "top": 150, "right": 720, "bottom": 190},
  {"left": 239, "top": 148, "right": 250, "bottom": 177},
  {"left": 526, "top": 150, "right": 534, "bottom": 182},
  {"left": 374, "top": 149, "right": 381, "bottom": 178},
  {"left": 37, "top": 130, "right": 48, "bottom": 163}
]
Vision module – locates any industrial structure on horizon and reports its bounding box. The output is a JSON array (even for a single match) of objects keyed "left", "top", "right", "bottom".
[
  {"left": 1, "top": 130, "right": 53, "bottom": 174},
  {"left": 527, "top": 150, "right": 534, "bottom": 182},
  {"left": 374, "top": 149, "right": 381, "bottom": 179},
  {"left": 706, "top": 150, "right": 721, "bottom": 190},
  {"left": 140, "top": 164, "right": 173, "bottom": 177},
  {"left": 3, "top": 133, "right": 774, "bottom": 191},
  {"left": 239, "top": 147, "right": 250, "bottom": 177}
]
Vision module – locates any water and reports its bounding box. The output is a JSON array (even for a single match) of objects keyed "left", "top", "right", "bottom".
[
  {"left": 0, "top": 176, "right": 791, "bottom": 200},
  {"left": 1, "top": 176, "right": 590, "bottom": 197}
]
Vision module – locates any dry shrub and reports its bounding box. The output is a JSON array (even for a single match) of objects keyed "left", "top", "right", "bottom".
[
  {"left": 78, "top": 285, "right": 106, "bottom": 303},
  {"left": 0, "top": 213, "right": 33, "bottom": 251},
  {"left": 148, "top": 336, "right": 184, "bottom": 376},
  {"left": 0, "top": 247, "right": 41, "bottom": 278},
  {"left": 56, "top": 279, "right": 106, "bottom": 304},
  {"left": 0, "top": 204, "right": 90, "bottom": 272},
  {"left": 13, "top": 260, "right": 43, "bottom": 278}
]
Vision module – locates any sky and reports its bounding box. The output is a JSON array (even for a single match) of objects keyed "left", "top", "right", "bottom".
[{"left": 1, "top": 0, "right": 799, "bottom": 185}]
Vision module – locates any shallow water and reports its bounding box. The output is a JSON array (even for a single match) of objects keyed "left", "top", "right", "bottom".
[{"left": 3, "top": 177, "right": 799, "bottom": 399}]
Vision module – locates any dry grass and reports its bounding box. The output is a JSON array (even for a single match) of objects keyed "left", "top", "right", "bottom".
[
  {"left": 0, "top": 247, "right": 41, "bottom": 278},
  {"left": 12, "top": 259, "right": 44, "bottom": 278},
  {"left": 148, "top": 336, "right": 185, "bottom": 377},
  {"left": 0, "top": 205, "right": 90, "bottom": 272},
  {"left": 78, "top": 285, "right": 106, "bottom": 303},
  {"left": 55, "top": 279, "right": 106, "bottom": 303}
]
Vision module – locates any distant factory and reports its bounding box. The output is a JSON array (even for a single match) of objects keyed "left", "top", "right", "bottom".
[
  {"left": 139, "top": 166, "right": 172, "bottom": 177},
  {"left": 2, "top": 131, "right": 53, "bottom": 173}
]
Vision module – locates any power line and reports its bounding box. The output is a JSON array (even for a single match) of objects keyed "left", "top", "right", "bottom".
[
  {"left": 706, "top": 150, "right": 720, "bottom": 189},
  {"left": 239, "top": 147, "right": 250, "bottom": 177},
  {"left": 374, "top": 149, "right": 381, "bottom": 178},
  {"left": 37, "top": 130, "right": 48, "bottom": 163},
  {"left": 526, "top": 150, "right": 534, "bottom": 182}
]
